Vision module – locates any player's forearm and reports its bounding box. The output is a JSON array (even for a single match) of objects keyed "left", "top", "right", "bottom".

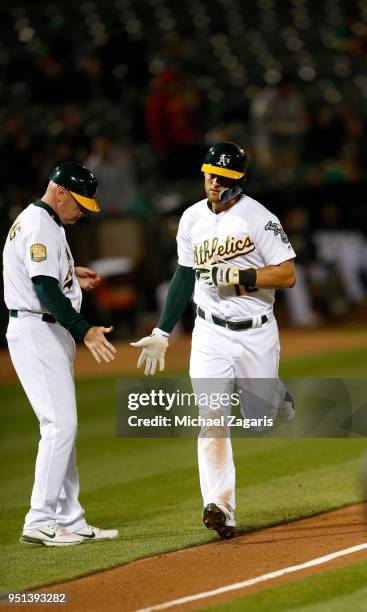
[
  {"left": 252, "top": 263, "right": 296, "bottom": 289},
  {"left": 32, "top": 275, "right": 92, "bottom": 340},
  {"left": 157, "top": 264, "right": 195, "bottom": 334}
]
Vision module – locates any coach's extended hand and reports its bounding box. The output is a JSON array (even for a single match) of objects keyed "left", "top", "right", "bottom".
[
  {"left": 131, "top": 330, "right": 169, "bottom": 375},
  {"left": 84, "top": 326, "right": 117, "bottom": 363}
]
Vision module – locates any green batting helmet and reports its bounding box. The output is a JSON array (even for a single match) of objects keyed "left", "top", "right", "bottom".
[
  {"left": 201, "top": 142, "right": 247, "bottom": 181},
  {"left": 49, "top": 161, "right": 100, "bottom": 212}
]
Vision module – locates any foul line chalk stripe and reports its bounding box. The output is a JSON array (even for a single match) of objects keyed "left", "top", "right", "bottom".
[{"left": 136, "top": 542, "right": 367, "bottom": 612}]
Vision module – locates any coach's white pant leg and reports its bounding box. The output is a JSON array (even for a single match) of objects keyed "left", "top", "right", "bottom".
[
  {"left": 190, "top": 318, "right": 236, "bottom": 511},
  {"left": 56, "top": 443, "right": 86, "bottom": 531},
  {"left": 6, "top": 315, "right": 84, "bottom": 529},
  {"left": 55, "top": 359, "right": 86, "bottom": 532}
]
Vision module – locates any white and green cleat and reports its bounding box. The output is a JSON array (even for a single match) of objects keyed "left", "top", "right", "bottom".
[
  {"left": 20, "top": 524, "right": 84, "bottom": 547},
  {"left": 73, "top": 525, "right": 119, "bottom": 540}
]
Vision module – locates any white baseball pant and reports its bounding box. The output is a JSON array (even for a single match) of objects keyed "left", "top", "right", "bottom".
[
  {"left": 6, "top": 312, "right": 87, "bottom": 531},
  {"left": 190, "top": 314, "right": 283, "bottom": 512}
]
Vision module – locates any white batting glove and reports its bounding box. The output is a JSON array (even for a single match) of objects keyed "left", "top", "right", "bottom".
[
  {"left": 195, "top": 263, "right": 240, "bottom": 287},
  {"left": 130, "top": 328, "right": 169, "bottom": 375}
]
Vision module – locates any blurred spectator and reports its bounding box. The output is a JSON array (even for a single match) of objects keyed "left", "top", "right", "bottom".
[
  {"left": 337, "top": 104, "right": 366, "bottom": 181},
  {"left": 58, "top": 106, "right": 90, "bottom": 160},
  {"left": 205, "top": 121, "right": 247, "bottom": 148},
  {"left": 32, "top": 54, "right": 67, "bottom": 104},
  {"left": 282, "top": 207, "right": 321, "bottom": 328},
  {"left": 72, "top": 47, "right": 104, "bottom": 102},
  {"left": 144, "top": 69, "right": 203, "bottom": 178},
  {"left": 84, "top": 136, "right": 139, "bottom": 214},
  {"left": 313, "top": 203, "right": 367, "bottom": 305},
  {"left": 330, "top": 16, "right": 367, "bottom": 57},
  {"left": 1, "top": 111, "right": 35, "bottom": 191},
  {"left": 249, "top": 75, "right": 308, "bottom": 183},
  {"left": 303, "top": 104, "right": 367, "bottom": 185},
  {"left": 41, "top": 107, "right": 90, "bottom": 175},
  {"left": 99, "top": 34, "right": 149, "bottom": 92},
  {"left": 303, "top": 106, "right": 344, "bottom": 164}
]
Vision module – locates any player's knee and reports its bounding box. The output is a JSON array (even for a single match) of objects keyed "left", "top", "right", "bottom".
[{"left": 40, "top": 418, "right": 77, "bottom": 443}]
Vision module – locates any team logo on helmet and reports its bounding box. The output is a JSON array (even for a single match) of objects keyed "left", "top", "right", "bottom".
[{"left": 217, "top": 154, "right": 231, "bottom": 167}]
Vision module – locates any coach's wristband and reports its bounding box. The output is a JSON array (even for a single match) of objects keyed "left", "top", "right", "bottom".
[
  {"left": 152, "top": 327, "right": 170, "bottom": 338},
  {"left": 238, "top": 269, "right": 257, "bottom": 287}
]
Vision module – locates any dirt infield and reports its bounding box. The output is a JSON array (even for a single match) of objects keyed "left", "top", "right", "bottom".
[
  {"left": 1, "top": 328, "right": 367, "bottom": 383},
  {"left": 20, "top": 503, "right": 366, "bottom": 611}
]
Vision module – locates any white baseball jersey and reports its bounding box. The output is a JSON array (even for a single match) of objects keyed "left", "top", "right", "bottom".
[
  {"left": 3, "top": 200, "right": 82, "bottom": 313},
  {"left": 177, "top": 194, "right": 296, "bottom": 319}
]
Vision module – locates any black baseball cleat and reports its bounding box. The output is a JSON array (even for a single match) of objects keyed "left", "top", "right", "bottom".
[{"left": 203, "top": 503, "right": 237, "bottom": 539}]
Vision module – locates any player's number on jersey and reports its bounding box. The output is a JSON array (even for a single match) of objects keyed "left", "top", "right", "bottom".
[{"left": 8, "top": 219, "right": 21, "bottom": 241}]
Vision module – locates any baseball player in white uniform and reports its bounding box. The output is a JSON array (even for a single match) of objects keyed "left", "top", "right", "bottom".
[
  {"left": 132, "top": 142, "right": 296, "bottom": 538},
  {"left": 3, "top": 162, "right": 119, "bottom": 546}
]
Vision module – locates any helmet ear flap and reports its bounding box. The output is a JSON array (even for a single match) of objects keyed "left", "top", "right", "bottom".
[{"left": 219, "top": 183, "right": 243, "bottom": 204}]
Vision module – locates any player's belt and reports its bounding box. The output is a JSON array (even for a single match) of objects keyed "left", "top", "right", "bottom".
[
  {"left": 197, "top": 306, "right": 268, "bottom": 331},
  {"left": 9, "top": 310, "right": 56, "bottom": 324}
]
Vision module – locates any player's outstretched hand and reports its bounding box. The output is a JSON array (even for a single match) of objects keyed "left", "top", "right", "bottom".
[
  {"left": 195, "top": 263, "right": 239, "bottom": 287},
  {"left": 84, "top": 326, "right": 116, "bottom": 363},
  {"left": 130, "top": 332, "right": 169, "bottom": 375}
]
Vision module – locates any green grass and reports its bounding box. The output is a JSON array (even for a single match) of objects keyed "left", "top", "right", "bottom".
[
  {"left": 279, "top": 347, "right": 367, "bottom": 377},
  {"left": 205, "top": 560, "right": 367, "bottom": 612},
  {"left": 0, "top": 347, "right": 367, "bottom": 597}
]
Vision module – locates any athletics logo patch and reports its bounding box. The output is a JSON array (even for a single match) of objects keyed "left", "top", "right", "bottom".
[
  {"left": 264, "top": 221, "right": 290, "bottom": 244},
  {"left": 30, "top": 243, "right": 47, "bottom": 262}
]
